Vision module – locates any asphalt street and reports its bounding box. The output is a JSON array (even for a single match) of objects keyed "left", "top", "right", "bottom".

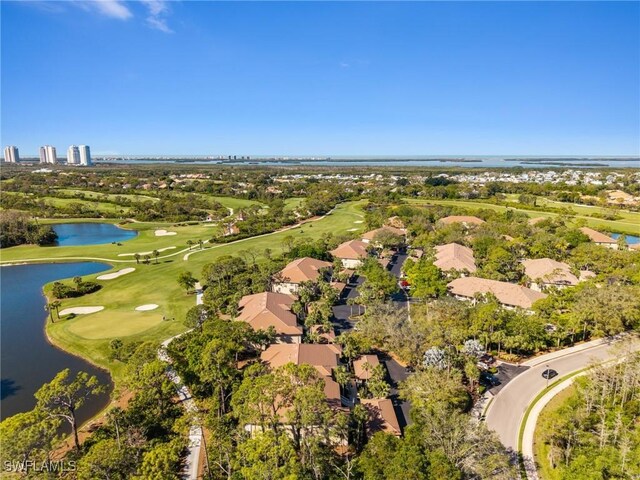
[{"left": 485, "top": 336, "right": 640, "bottom": 451}]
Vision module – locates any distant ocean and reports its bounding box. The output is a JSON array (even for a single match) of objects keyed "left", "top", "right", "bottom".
[{"left": 97, "top": 156, "right": 640, "bottom": 168}]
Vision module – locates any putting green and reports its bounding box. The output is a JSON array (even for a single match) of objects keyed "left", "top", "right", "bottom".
[{"left": 67, "top": 309, "right": 164, "bottom": 339}]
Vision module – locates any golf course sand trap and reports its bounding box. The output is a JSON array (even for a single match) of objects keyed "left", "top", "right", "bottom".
[
  {"left": 97, "top": 267, "right": 135, "bottom": 280},
  {"left": 347, "top": 228, "right": 359, "bottom": 231},
  {"left": 118, "top": 246, "right": 176, "bottom": 257},
  {"left": 155, "top": 229, "right": 177, "bottom": 236},
  {"left": 354, "top": 220, "right": 364, "bottom": 224},
  {"left": 59, "top": 306, "right": 104, "bottom": 315},
  {"left": 135, "top": 304, "right": 159, "bottom": 311}
]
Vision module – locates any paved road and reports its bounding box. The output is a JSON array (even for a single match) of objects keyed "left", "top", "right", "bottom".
[{"left": 485, "top": 335, "right": 640, "bottom": 452}]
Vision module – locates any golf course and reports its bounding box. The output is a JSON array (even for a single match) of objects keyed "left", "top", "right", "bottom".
[{"left": 0, "top": 200, "right": 367, "bottom": 382}]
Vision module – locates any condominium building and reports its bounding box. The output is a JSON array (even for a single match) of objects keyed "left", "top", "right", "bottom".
[
  {"left": 67, "top": 145, "right": 81, "bottom": 165},
  {"left": 39, "top": 145, "right": 57, "bottom": 164},
  {"left": 78, "top": 145, "right": 92, "bottom": 166},
  {"left": 3, "top": 146, "right": 19, "bottom": 163}
]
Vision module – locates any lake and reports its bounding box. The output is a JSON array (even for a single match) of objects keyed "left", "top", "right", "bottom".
[
  {"left": 0, "top": 262, "right": 113, "bottom": 424},
  {"left": 53, "top": 223, "right": 137, "bottom": 246}
]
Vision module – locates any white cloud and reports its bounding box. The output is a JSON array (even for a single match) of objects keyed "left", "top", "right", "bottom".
[
  {"left": 75, "top": 0, "right": 133, "bottom": 20},
  {"left": 140, "top": 0, "right": 173, "bottom": 33},
  {"left": 340, "top": 62, "right": 350, "bottom": 68}
]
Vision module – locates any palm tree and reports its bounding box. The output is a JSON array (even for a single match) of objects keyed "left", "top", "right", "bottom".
[
  {"left": 50, "top": 300, "right": 62, "bottom": 319},
  {"left": 44, "top": 303, "right": 54, "bottom": 323},
  {"left": 187, "top": 240, "right": 194, "bottom": 250},
  {"left": 143, "top": 254, "right": 151, "bottom": 264},
  {"left": 73, "top": 276, "right": 82, "bottom": 291},
  {"left": 153, "top": 250, "right": 160, "bottom": 264},
  {"left": 198, "top": 239, "right": 204, "bottom": 250},
  {"left": 134, "top": 253, "right": 141, "bottom": 265}
]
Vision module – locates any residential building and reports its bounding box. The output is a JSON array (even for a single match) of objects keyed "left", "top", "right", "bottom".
[
  {"left": 353, "top": 354, "right": 381, "bottom": 384},
  {"left": 3, "top": 146, "right": 19, "bottom": 163},
  {"left": 360, "top": 398, "right": 402, "bottom": 437},
  {"left": 330, "top": 239, "right": 369, "bottom": 269},
  {"left": 361, "top": 225, "right": 406, "bottom": 245},
  {"left": 522, "top": 258, "right": 579, "bottom": 291},
  {"left": 39, "top": 146, "right": 47, "bottom": 163},
  {"left": 272, "top": 257, "right": 333, "bottom": 295},
  {"left": 579, "top": 227, "right": 618, "bottom": 249},
  {"left": 236, "top": 292, "right": 302, "bottom": 343},
  {"left": 434, "top": 243, "right": 477, "bottom": 274},
  {"left": 78, "top": 145, "right": 92, "bottom": 166},
  {"left": 67, "top": 145, "right": 80, "bottom": 165},
  {"left": 447, "top": 277, "right": 547, "bottom": 310},
  {"left": 438, "top": 215, "right": 485, "bottom": 227}
]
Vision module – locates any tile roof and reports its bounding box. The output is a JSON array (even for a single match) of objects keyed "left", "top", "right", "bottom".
[
  {"left": 353, "top": 355, "right": 381, "bottom": 380},
  {"left": 330, "top": 240, "right": 369, "bottom": 259},
  {"left": 522, "top": 258, "right": 579, "bottom": 286},
  {"left": 362, "top": 226, "right": 406, "bottom": 240},
  {"left": 579, "top": 227, "right": 617, "bottom": 244},
  {"left": 439, "top": 215, "right": 485, "bottom": 225},
  {"left": 361, "top": 398, "right": 402, "bottom": 436},
  {"left": 261, "top": 343, "right": 342, "bottom": 377},
  {"left": 276, "top": 257, "right": 332, "bottom": 284},
  {"left": 237, "top": 292, "right": 302, "bottom": 336},
  {"left": 447, "top": 276, "right": 547, "bottom": 309},
  {"left": 434, "top": 243, "right": 477, "bottom": 273}
]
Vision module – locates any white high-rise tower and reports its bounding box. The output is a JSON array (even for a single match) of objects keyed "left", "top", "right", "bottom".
[
  {"left": 3, "top": 146, "right": 19, "bottom": 163},
  {"left": 67, "top": 145, "right": 81, "bottom": 165},
  {"left": 40, "top": 145, "right": 57, "bottom": 164},
  {"left": 79, "top": 145, "right": 92, "bottom": 166}
]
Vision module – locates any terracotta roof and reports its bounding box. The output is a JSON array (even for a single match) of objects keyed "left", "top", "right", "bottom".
[
  {"left": 362, "top": 226, "right": 406, "bottom": 240},
  {"left": 330, "top": 281, "right": 347, "bottom": 294},
  {"left": 385, "top": 216, "right": 406, "bottom": 229},
  {"left": 276, "top": 257, "right": 332, "bottom": 284},
  {"left": 353, "top": 355, "right": 381, "bottom": 380},
  {"left": 447, "top": 277, "right": 547, "bottom": 309},
  {"left": 579, "top": 270, "right": 596, "bottom": 280},
  {"left": 361, "top": 398, "right": 402, "bottom": 436},
  {"left": 261, "top": 344, "right": 342, "bottom": 377},
  {"left": 522, "top": 258, "right": 579, "bottom": 286},
  {"left": 528, "top": 217, "right": 547, "bottom": 226},
  {"left": 439, "top": 215, "right": 485, "bottom": 226},
  {"left": 579, "top": 227, "right": 617, "bottom": 244},
  {"left": 330, "top": 240, "right": 369, "bottom": 260},
  {"left": 237, "top": 292, "right": 302, "bottom": 336},
  {"left": 309, "top": 324, "right": 337, "bottom": 343},
  {"left": 434, "top": 243, "right": 477, "bottom": 273},
  {"left": 630, "top": 243, "right": 640, "bottom": 251}
]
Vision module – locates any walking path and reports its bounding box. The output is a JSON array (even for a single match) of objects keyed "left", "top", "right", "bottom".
[{"left": 157, "top": 288, "right": 204, "bottom": 479}]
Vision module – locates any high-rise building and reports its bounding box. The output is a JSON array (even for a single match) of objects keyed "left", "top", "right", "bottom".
[
  {"left": 39, "top": 146, "right": 47, "bottom": 163},
  {"left": 78, "top": 145, "right": 92, "bottom": 166},
  {"left": 67, "top": 145, "right": 81, "bottom": 165},
  {"left": 3, "top": 146, "right": 19, "bottom": 163},
  {"left": 44, "top": 145, "right": 57, "bottom": 164}
]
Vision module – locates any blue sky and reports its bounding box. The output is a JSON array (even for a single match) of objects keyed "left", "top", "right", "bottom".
[{"left": 2, "top": 1, "right": 639, "bottom": 156}]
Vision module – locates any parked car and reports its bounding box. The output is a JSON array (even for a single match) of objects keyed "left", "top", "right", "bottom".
[
  {"left": 480, "top": 371, "right": 501, "bottom": 387},
  {"left": 541, "top": 369, "right": 558, "bottom": 380}
]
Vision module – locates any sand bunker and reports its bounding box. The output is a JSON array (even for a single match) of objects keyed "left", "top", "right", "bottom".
[
  {"left": 155, "top": 229, "right": 177, "bottom": 237},
  {"left": 118, "top": 246, "right": 176, "bottom": 257},
  {"left": 354, "top": 220, "right": 364, "bottom": 224},
  {"left": 347, "top": 228, "right": 359, "bottom": 231},
  {"left": 135, "top": 304, "right": 159, "bottom": 311},
  {"left": 97, "top": 267, "right": 135, "bottom": 280},
  {"left": 60, "top": 306, "right": 104, "bottom": 315}
]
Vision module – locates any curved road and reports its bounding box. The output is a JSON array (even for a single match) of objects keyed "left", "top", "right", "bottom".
[{"left": 485, "top": 335, "right": 640, "bottom": 454}]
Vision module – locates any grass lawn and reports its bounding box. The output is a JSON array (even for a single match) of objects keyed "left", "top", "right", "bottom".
[
  {"left": 171, "top": 192, "right": 264, "bottom": 211},
  {"left": 404, "top": 198, "right": 640, "bottom": 236},
  {"left": 284, "top": 197, "right": 305, "bottom": 211},
  {"left": 1, "top": 200, "right": 366, "bottom": 385},
  {"left": 533, "top": 385, "right": 576, "bottom": 480}
]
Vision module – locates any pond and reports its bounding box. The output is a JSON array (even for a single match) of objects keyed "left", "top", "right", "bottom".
[
  {"left": 0, "top": 262, "right": 113, "bottom": 424},
  {"left": 610, "top": 233, "right": 640, "bottom": 244},
  {"left": 53, "top": 222, "right": 137, "bottom": 246}
]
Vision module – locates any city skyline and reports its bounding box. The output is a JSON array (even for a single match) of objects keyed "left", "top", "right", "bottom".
[{"left": 2, "top": 1, "right": 639, "bottom": 156}]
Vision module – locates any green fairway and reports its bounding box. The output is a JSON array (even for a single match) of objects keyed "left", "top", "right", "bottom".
[
  {"left": 55, "top": 188, "right": 159, "bottom": 203},
  {"left": 0, "top": 200, "right": 366, "bottom": 384},
  {"left": 404, "top": 198, "right": 640, "bottom": 236}
]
